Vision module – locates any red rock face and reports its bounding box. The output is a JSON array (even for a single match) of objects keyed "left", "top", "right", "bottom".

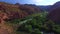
[
  {"left": 0, "top": 2, "right": 42, "bottom": 34},
  {"left": 0, "top": 12, "right": 8, "bottom": 23},
  {"left": 0, "top": 2, "right": 41, "bottom": 22},
  {"left": 47, "top": 7, "right": 60, "bottom": 24}
]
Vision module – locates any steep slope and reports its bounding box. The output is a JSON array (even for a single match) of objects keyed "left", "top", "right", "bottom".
[
  {"left": 53, "top": 1, "right": 60, "bottom": 7},
  {"left": 47, "top": 1, "right": 60, "bottom": 24},
  {"left": 0, "top": 2, "right": 42, "bottom": 34},
  {"left": 49, "top": 1, "right": 60, "bottom": 11},
  {"left": 0, "top": 2, "right": 41, "bottom": 21}
]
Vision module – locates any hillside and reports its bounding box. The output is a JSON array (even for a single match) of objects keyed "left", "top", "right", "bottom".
[
  {"left": 0, "top": 2, "right": 42, "bottom": 22},
  {"left": 47, "top": 1, "right": 60, "bottom": 24},
  {"left": 0, "top": 1, "right": 60, "bottom": 34},
  {"left": 0, "top": 2, "right": 42, "bottom": 34}
]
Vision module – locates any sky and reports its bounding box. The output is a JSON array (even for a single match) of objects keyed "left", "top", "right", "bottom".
[{"left": 0, "top": 0, "right": 60, "bottom": 5}]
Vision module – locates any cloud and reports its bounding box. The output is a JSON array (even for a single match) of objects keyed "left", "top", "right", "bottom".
[
  {"left": 36, "top": 0, "right": 43, "bottom": 2},
  {"left": 33, "top": 0, "right": 43, "bottom": 3}
]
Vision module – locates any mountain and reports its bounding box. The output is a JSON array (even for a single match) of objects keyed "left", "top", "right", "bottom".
[
  {"left": 49, "top": 1, "right": 60, "bottom": 11},
  {"left": 0, "top": 2, "right": 43, "bottom": 34},
  {"left": 39, "top": 1, "right": 60, "bottom": 12},
  {"left": 39, "top": 5, "right": 52, "bottom": 11},
  {"left": 0, "top": 2, "right": 42, "bottom": 23},
  {"left": 47, "top": 1, "right": 60, "bottom": 24},
  {"left": 0, "top": 1, "right": 60, "bottom": 34},
  {"left": 53, "top": 1, "right": 60, "bottom": 7}
]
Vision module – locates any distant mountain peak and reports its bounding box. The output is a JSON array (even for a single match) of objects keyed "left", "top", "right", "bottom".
[
  {"left": 55, "top": 1, "right": 60, "bottom": 3},
  {"left": 54, "top": 1, "right": 60, "bottom": 6}
]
